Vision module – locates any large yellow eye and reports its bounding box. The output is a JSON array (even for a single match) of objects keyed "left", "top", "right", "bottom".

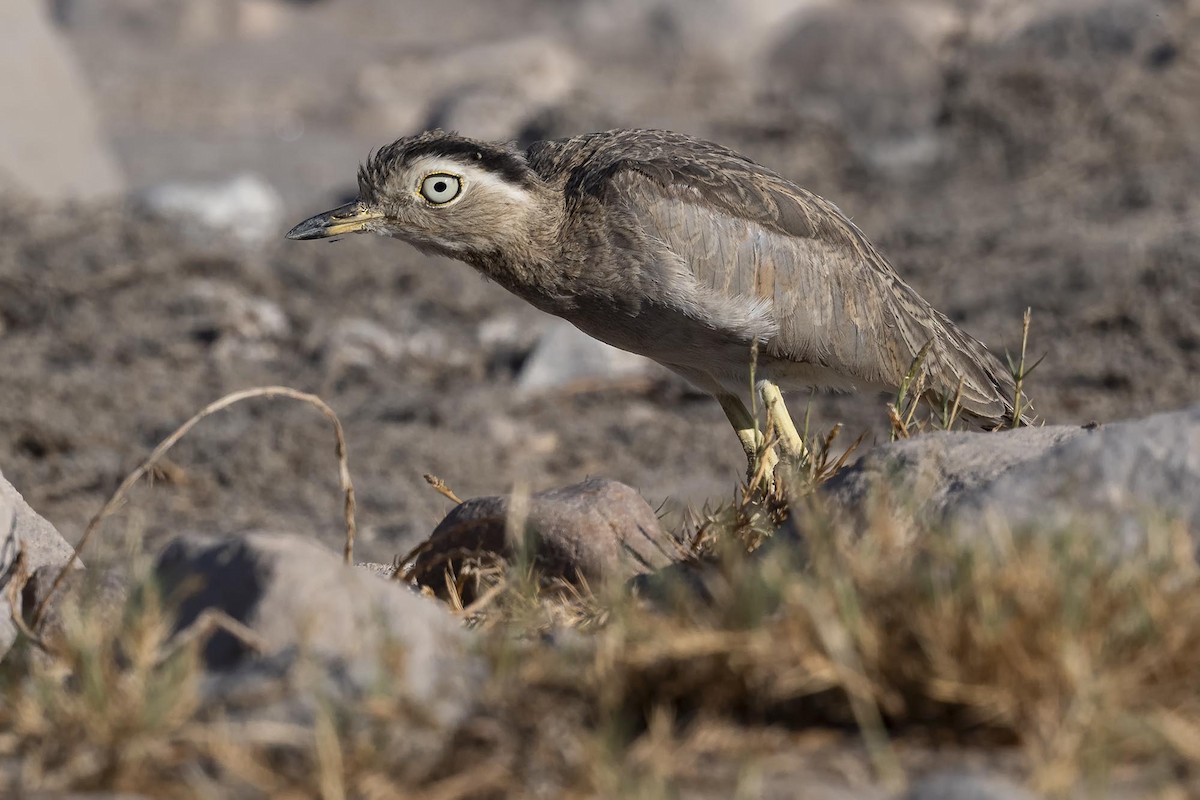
[{"left": 420, "top": 173, "right": 462, "bottom": 205}]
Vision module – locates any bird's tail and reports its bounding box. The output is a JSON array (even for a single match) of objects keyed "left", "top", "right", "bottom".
[{"left": 917, "top": 308, "right": 1039, "bottom": 430}]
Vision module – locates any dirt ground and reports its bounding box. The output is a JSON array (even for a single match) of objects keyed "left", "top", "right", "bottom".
[{"left": 2, "top": 0, "right": 1198, "bottom": 565}]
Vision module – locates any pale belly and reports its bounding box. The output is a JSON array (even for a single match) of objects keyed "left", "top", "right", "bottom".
[{"left": 559, "top": 300, "right": 886, "bottom": 400}]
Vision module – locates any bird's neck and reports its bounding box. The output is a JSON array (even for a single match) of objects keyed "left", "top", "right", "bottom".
[{"left": 461, "top": 196, "right": 578, "bottom": 314}]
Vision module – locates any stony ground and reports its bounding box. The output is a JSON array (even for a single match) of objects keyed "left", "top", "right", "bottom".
[
  {"left": 3, "top": 1, "right": 1200, "bottom": 797},
  {"left": 3, "top": 0, "right": 1197, "bottom": 566}
]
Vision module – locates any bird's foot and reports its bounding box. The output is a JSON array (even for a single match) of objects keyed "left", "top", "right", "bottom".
[
  {"left": 745, "top": 442, "right": 780, "bottom": 496},
  {"left": 760, "top": 381, "right": 812, "bottom": 465}
]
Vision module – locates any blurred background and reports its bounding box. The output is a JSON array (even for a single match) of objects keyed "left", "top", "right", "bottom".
[{"left": 1, "top": 0, "right": 1197, "bottom": 562}]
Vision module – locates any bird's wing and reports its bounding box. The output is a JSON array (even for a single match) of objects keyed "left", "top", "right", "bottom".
[{"left": 557, "top": 132, "right": 1019, "bottom": 419}]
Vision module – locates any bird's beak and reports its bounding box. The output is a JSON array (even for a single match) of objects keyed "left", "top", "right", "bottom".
[{"left": 285, "top": 201, "right": 383, "bottom": 240}]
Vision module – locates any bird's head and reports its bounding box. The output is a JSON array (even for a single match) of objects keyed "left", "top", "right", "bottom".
[{"left": 286, "top": 130, "right": 549, "bottom": 263}]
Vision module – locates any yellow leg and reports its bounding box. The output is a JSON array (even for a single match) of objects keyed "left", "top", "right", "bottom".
[
  {"left": 718, "top": 393, "right": 778, "bottom": 489},
  {"left": 760, "top": 381, "right": 811, "bottom": 462}
]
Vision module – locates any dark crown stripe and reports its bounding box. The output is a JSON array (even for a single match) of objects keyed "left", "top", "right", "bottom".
[
  {"left": 400, "top": 139, "right": 533, "bottom": 186},
  {"left": 358, "top": 132, "right": 533, "bottom": 200}
]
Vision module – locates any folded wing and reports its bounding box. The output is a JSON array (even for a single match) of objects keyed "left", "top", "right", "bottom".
[{"left": 557, "top": 131, "right": 1022, "bottom": 421}]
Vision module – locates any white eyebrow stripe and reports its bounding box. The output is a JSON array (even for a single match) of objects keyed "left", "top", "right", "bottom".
[{"left": 407, "top": 156, "right": 533, "bottom": 206}]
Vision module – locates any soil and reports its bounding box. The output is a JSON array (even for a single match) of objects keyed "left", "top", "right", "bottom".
[{"left": 2, "top": 0, "right": 1197, "bottom": 564}]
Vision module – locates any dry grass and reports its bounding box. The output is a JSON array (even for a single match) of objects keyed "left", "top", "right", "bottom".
[
  {"left": 5, "top": 462, "right": 1200, "bottom": 797},
  {"left": 3, "top": 4, "right": 1198, "bottom": 795},
  {"left": 5, "top": 315, "right": 1194, "bottom": 797},
  {"left": 30, "top": 385, "right": 358, "bottom": 630},
  {"left": 6, "top": 371, "right": 1199, "bottom": 797}
]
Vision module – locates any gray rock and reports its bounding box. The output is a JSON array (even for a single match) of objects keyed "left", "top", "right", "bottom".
[
  {"left": 0, "top": 2, "right": 124, "bottom": 202},
  {"left": 478, "top": 312, "right": 542, "bottom": 371},
  {"left": 192, "top": 645, "right": 461, "bottom": 785},
  {"left": 948, "top": 407, "right": 1200, "bottom": 544},
  {"left": 0, "top": 499, "right": 16, "bottom": 662},
  {"left": 53, "top": 0, "right": 298, "bottom": 44},
  {"left": 356, "top": 560, "right": 399, "bottom": 579},
  {"left": 1, "top": 469, "right": 80, "bottom": 660},
  {"left": 820, "top": 423, "right": 1087, "bottom": 526},
  {"left": 357, "top": 36, "right": 581, "bottom": 142},
  {"left": 907, "top": 771, "right": 1036, "bottom": 800},
  {"left": 518, "top": 319, "right": 660, "bottom": 393},
  {"left": 763, "top": 2, "right": 957, "bottom": 171},
  {"left": 22, "top": 793, "right": 152, "bottom": 800},
  {"left": 973, "top": 0, "right": 1167, "bottom": 64},
  {"left": 951, "top": 0, "right": 1175, "bottom": 174},
  {"left": 818, "top": 405, "right": 1200, "bottom": 553},
  {"left": 1, "top": 493, "right": 16, "bottom": 592},
  {"left": 412, "top": 477, "right": 683, "bottom": 600},
  {"left": 316, "top": 316, "right": 466, "bottom": 378},
  {"left": 154, "top": 531, "right": 479, "bottom": 727},
  {"left": 18, "top": 564, "right": 129, "bottom": 662},
  {"left": 563, "top": 0, "right": 804, "bottom": 67},
  {"left": 137, "top": 173, "right": 283, "bottom": 247},
  {"left": 169, "top": 278, "right": 289, "bottom": 362}
]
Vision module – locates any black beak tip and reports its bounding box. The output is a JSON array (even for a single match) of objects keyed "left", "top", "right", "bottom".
[{"left": 285, "top": 218, "right": 324, "bottom": 241}]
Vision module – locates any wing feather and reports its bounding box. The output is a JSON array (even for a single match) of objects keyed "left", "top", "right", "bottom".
[{"left": 535, "top": 130, "right": 1025, "bottom": 421}]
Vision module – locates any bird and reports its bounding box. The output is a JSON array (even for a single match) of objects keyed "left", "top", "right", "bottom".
[{"left": 287, "top": 128, "right": 1031, "bottom": 485}]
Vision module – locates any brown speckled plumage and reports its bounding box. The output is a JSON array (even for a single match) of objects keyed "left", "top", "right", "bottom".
[{"left": 289, "top": 128, "right": 1031, "bottom": 476}]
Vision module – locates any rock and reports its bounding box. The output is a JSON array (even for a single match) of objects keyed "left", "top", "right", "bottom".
[
  {"left": 54, "top": 0, "right": 299, "bottom": 44},
  {"left": 357, "top": 36, "right": 581, "bottom": 142},
  {"left": 18, "top": 564, "right": 130, "bottom": 664},
  {"left": 355, "top": 561, "right": 398, "bottom": 579},
  {"left": 1, "top": 493, "right": 16, "bottom": 591},
  {"left": 763, "top": 2, "right": 956, "bottom": 171},
  {"left": 477, "top": 313, "right": 542, "bottom": 374},
  {"left": 136, "top": 173, "right": 283, "bottom": 247},
  {"left": 947, "top": 407, "right": 1200, "bottom": 545},
  {"left": 0, "top": 1, "right": 124, "bottom": 202},
  {"left": 562, "top": 0, "right": 806, "bottom": 68},
  {"left": 949, "top": 0, "right": 1175, "bottom": 174},
  {"left": 170, "top": 278, "right": 289, "bottom": 361},
  {"left": 820, "top": 423, "right": 1087, "bottom": 527},
  {"left": 192, "top": 646, "right": 456, "bottom": 781},
  {"left": 317, "top": 316, "right": 464, "bottom": 375},
  {"left": 483, "top": 415, "right": 560, "bottom": 458},
  {"left": 816, "top": 405, "right": 1200, "bottom": 554},
  {"left": 972, "top": 0, "right": 1167, "bottom": 64},
  {"left": 907, "top": 771, "right": 1036, "bottom": 800},
  {"left": 20, "top": 793, "right": 153, "bottom": 800},
  {"left": 518, "top": 319, "right": 661, "bottom": 393},
  {"left": 411, "top": 477, "right": 683, "bottom": 600},
  {"left": 1, "top": 469, "right": 80, "bottom": 660},
  {"left": 321, "top": 317, "right": 404, "bottom": 370},
  {"left": 154, "top": 531, "right": 478, "bottom": 727}
]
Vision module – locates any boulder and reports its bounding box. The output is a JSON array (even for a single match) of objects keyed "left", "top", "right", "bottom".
[
  {"left": 1, "top": 469, "right": 80, "bottom": 660},
  {"left": 816, "top": 405, "right": 1200, "bottom": 553},
  {"left": 518, "top": 319, "right": 661, "bottom": 393},
  {"left": 949, "top": 0, "right": 1177, "bottom": 175},
  {"left": 356, "top": 36, "right": 581, "bottom": 142},
  {"left": 0, "top": 2, "right": 124, "bottom": 202},
  {"left": 819, "top": 423, "right": 1087, "bottom": 526},
  {"left": 168, "top": 278, "right": 289, "bottom": 363},
  {"left": 411, "top": 477, "right": 683, "bottom": 600},
  {"left": 561, "top": 0, "right": 806, "bottom": 68},
  {"left": 154, "top": 531, "right": 479, "bottom": 727},
  {"left": 315, "top": 316, "right": 467, "bottom": 381},
  {"left": 18, "top": 563, "right": 129, "bottom": 659},
  {"left": 136, "top": 173, "right": 284, "bottom": 248},
  {"left": 906, "top": 771, "right": 1035, "bottom": 800},
  {"left": 972, "top": 0, "right": 1168, "bottom": 64},
  {"left": 763, "top": 2, "right": 957, "bottom": 171}
]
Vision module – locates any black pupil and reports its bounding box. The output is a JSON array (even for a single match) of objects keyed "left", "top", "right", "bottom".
[{"left": 433, "top": 180, "right": 448, "bottom": 194}]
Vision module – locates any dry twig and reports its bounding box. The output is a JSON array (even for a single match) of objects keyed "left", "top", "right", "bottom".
[
  {"left": 33, "top": 386, "right": 356, "bottom": 630},
  {"left": 423, "top": 473, "right": 464, "bottom": 505}
]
